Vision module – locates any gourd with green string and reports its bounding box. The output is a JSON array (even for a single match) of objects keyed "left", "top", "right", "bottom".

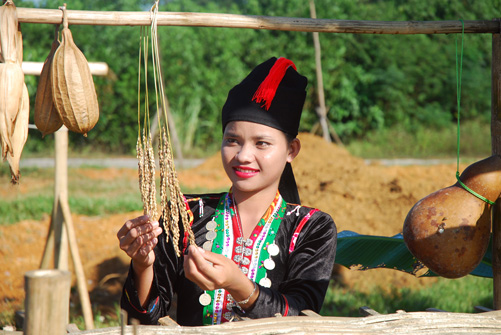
[
  {"left": 403, "top": 19, "right": 501, "bottom": 278},
  {"left": 403, "top": 155, "right": 501, "bottom": 278}
]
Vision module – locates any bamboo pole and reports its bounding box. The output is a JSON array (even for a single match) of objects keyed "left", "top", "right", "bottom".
[
  {"left": 54, "top": 128, "right": 69, "bottom": 271},
  {"left": 15, "top": 7, "right": 500, "bottom": 34},
  {"left": 24, "top": 269, "right": 71, "bottom": 335},
  {"left": 60, "top": 193, "right": 94, "bottom": 329},
  {"left": 309, "top": 0, "right": 330, "bottom": 143},
  {"left": 492, "top": 19, "right": 501, "bottom": 310},
  {"left": 22, "top": 61, "right": 109, "bottom": 76},
  {"left": 39, "top": 127, "right": 95, "bottom": 329}
]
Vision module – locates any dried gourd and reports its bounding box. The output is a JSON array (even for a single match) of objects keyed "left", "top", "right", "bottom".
[
  {"left": 403, "top": 155, "right": 501, "bottom": 278},
  {"left": 35, "top": 31, "right": 63, "bottom": 137},
  {"left": 7, "top": 83, "right": 28, "bottom": 184},
  {"left": 51, "top": 8, "right": 99, "bottom": 137}
]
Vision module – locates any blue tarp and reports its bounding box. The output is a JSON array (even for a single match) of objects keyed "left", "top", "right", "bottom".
[{"left": 335, "top": 231, "right": 493, "bottom": 278}]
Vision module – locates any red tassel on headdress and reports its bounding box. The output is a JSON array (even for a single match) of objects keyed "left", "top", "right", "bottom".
[{"left": 252, "top": 57, "right": 297, "bottom": 111}]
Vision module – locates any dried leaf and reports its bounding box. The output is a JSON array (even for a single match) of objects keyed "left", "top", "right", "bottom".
[
  {"left": 7, "top": 83, "right": 29, "bottom": 184},
  {"left": 0, "top": 0, "right": 18, "bottom": 64},
  {"left": 15, "top": 28, "right": 22, "bottom": 65},
  {"left": 0, "top": 62, "right": 24, "bottom": 158}
]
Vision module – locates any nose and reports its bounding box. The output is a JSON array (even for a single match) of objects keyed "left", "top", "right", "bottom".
[{"left": 235, "top": 143, "right": 253, "bottom": 163}]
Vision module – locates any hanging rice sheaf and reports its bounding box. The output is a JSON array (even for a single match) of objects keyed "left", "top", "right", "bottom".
[
  {"left": 51, "top": 4, "right": 98, "bottom": 137},
  {"left": 137, "top": 2, "right": 194, "bottom": 256}
]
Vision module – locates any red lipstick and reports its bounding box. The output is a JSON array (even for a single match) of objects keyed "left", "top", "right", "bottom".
[{"left": 233, "top": 166, "right": 259, "bottom": 179}]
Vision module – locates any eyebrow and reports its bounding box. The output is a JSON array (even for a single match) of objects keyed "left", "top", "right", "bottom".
[{"left": 223, "top": 132, "right": 274, "bottom": 141}]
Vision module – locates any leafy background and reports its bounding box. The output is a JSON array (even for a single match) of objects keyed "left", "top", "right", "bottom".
[
  {"left": 2, "top": 0, "right": 500, "bottom": 328},
  {"left": 16, "top": 0, "right": 500, "bottom": 157}
]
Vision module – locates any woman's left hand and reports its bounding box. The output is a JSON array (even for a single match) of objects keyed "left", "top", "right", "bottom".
[
  {"left": 183, "top": 245, "right": 243, "bottom": 291},
  {"left": 184, "top": 245, "right": 260, "bottom": 309}
]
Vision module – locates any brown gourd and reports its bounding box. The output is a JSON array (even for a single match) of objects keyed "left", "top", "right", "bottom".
[
  {"left": 403, "top": 155, "right": 501, "bottom": 278},
  {"left": 51, "top": 6, "right": 99, "bottom": 137},
  {"left": 35, "top": 30, "right": 63, "bottom": 136}
]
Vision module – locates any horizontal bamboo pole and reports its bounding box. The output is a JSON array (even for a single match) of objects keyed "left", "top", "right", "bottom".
[
  {"left": 22, "top": 61, "right": 109, "bottom": 76},
  {"left": 16, "top": 7, "right": 500, "bottom": 34}
]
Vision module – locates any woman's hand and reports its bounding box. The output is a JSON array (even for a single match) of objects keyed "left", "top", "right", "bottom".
[
  {"left": 183, "top": 245, "right": 241, "bottom": 291},
  {"left": 117, "top": 215, "right": 163, "bottom": 270},
  {"left": 183, "top": 245, "right": 259, "bottom": 308}
]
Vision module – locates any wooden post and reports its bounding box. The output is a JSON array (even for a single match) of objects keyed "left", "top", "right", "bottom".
[
  {"left": 24, "top": 269, "right": 71, "bottom": 335},
  {"left": 33, "top": 60, "right": 108, "bottom": 330},
  {"left": 14, "top": 7, "right": 500, "bottom": 34},
  {"left": 40, "top": 128, "right": 69, "bottom": 270},
  {"left": 491, "top": 18, "right": 501, "bottom": 309},
  {"left": 39, "top": 127, "right": 95, "bottom": 329},
  {"left": 309, "top": 0, "right": 343, "bottom": 145},
  {"left": 54, "top": 128, "right": 70, "bottom": 270},
  {"left": 309, "top": 0, "right": 331, "bottom": 143}
]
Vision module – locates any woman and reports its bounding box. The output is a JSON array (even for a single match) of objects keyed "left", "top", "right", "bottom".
[{"left": 117, "top": 57, "right": 337, "bottom": 326}]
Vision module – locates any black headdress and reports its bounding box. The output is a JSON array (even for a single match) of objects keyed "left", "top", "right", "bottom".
[{"left": 221, "top": 57, "right": 307, "bottom": 204}]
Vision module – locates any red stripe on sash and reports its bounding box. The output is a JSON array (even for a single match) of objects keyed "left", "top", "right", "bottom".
[
  {"left": 289, "top": 209, "right": 318, "bottom": 253},
  {"left": 282, "top": 294, "right": 289, "bottom": 316}
]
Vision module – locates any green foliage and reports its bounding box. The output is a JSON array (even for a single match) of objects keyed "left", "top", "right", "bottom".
[
  {"left": 15, "top": 0, "right": 501, "bottom": 156},
  {"left": 347, "top": 119, "right": 491, "bottom": 158},
  {"left": 321, "top": 275, "right": 493, "bottom": 317}
]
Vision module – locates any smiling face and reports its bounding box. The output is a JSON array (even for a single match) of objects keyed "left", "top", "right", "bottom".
[{"left": 221, "top": 121, "right": 300, "bottom": 200}]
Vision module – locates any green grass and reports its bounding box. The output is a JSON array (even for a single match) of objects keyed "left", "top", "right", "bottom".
[
  {"left": 0, "top": 166, "right": 143, "bottom": 225},
  {"left": 346, "top": 119, "right": 491, "bottom": 159},
  {"left": 321, "top": 275, "right": 493, "bottom": 317},
  {"left": 0, "top": 164, "right": 226, "bottom": 225},
  {"left": 69, "top": 304, "right": 121, "bottom": 330}
]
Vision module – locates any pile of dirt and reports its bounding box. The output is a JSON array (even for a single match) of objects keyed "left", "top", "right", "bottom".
[{"left": 0, "top": 132, "right": 468, "bottom": 318}]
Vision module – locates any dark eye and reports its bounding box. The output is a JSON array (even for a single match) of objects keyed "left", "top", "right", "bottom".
[
  {"left": 224, "top": 138, "right": 238, "bottom": 145},
  {"left": 256, "top": 141, "right": 270, "bottom": 148}
]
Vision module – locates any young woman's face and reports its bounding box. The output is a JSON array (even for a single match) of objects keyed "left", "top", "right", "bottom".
[{"left": 221, "top": 121, "right": 299, "bottom": 197}]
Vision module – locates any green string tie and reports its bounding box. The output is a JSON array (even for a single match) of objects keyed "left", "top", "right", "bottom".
[
  {"left": 456, "top": 171, "right": 495, "bottom": 205},
  {"left": 454, "top": 19, "right": 494, "bottom": 206}
]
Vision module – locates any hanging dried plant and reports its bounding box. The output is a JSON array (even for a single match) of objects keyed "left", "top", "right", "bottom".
[
  {"left": 0, "top": 0, "right": 24, "bottom": 159},
  {"left": 137, "top": 3, "right": 195, "bottom": 256},
  {"left": 7, "top": 82, "right": 28, "bottom": 184}
]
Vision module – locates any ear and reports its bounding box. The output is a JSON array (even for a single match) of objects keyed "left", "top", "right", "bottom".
[{"left": 287, "top": 138, "right": 301, "bottom": 163}]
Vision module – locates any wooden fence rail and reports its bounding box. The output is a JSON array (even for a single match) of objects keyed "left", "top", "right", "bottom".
[{"left": 16, "top": 7, "right": 500, "bottom": 34}]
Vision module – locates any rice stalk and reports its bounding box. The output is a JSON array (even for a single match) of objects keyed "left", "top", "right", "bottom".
[{"left": 136, "top": 3, "right": 195, "bottom": 256}]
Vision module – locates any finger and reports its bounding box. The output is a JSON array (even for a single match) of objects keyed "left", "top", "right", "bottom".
[
  {"left": 117, "top": 215, "right": 150, "bottom": 239},
  {"left": 126, "top": 227, "right": 163, "bottom": 258},
  {"left": 138, "top": 237, "right": 159, "bottom": 256},
  {"left": 196, "top": 248, "right": 226, "bottom": 266},
  {"left": 184, "top": 247, "right": 215, "bottom": 289},
  {"left": 120, "top": 219, "right": 160, "bottom": 248}
]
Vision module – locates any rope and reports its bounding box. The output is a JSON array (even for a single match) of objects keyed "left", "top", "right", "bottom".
[{"left": 454, "top": 19, "right": 494, "bottom": 206}]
